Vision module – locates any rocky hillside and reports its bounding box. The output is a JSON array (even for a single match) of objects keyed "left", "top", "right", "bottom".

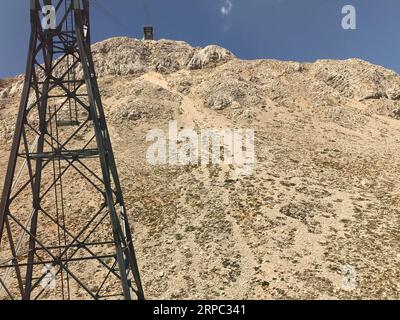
[{"left": 1, "top": 37, "right": 400, "bottom": 299}]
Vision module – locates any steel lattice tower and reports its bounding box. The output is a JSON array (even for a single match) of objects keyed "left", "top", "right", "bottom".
[{"left": 0, "top": 0, "right": 144, "bottom": 300}]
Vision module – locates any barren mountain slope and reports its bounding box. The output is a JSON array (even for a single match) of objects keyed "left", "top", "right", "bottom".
[{"left": 1, "top": 37, "right": 400, "bottom": 299}]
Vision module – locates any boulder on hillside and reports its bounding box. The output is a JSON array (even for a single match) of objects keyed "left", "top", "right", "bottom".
[{"left": 187, "top": 45, "right": 235, "bottom": 70}]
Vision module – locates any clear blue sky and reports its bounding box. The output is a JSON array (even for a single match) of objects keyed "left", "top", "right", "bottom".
[{"left": 0, "top": 0, "right": 399, "bottom": 78}]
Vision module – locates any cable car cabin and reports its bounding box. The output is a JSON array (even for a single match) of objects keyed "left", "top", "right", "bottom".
[{"left": 143, "top": 26, "right": 154, "bottom": 40}]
